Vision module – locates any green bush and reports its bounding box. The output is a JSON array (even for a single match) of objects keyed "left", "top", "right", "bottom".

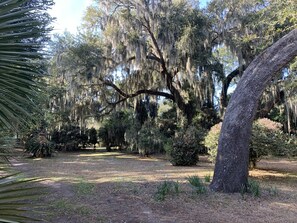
[
  {"left": 98, "top": 111, "right": 131, "bottom": 151},
  {"left": 56, "top": 124, "right": 81, "bottom": 151},
  {"left": 138, "top": 121, "right": 164, "bottom": 156},
  {"left": 98, "top": 126, "right": 109, "bottom": 149},
  {"left": 167, "top": 125, "right": 204, "bottom": 166},
  {"left": 80, "top": 131, "right": 89, "bottom": 148},
  {"left": 241, "top": 179, "right": 261, "bottom": 197},
  {"left": 204, "top": 123, "right": 222, "bottom": 163},
  {"left": 158, "top": 106, "right": 177, "bottom": 138},
  {"left": 204, "top": 118, "right": 297, "bottom": 167},
  {"left": 25, "top": 130, "right": 54, "bottom": 158},
  {"left": 88, "top": 128, "right": 98, "bottom": 149},
  {"left": 125, "top": 121, "right": 141, "bottom": 153}
]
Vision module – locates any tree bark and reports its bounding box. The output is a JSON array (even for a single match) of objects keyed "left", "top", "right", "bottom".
[
  {"left": 220, "top": 65, "right": 245, "bottom": 117},
  {"left": 210, "top": 29, "right": 297, "bottom": 193}
]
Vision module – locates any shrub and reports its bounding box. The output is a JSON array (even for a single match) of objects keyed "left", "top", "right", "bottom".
[
  {"left": 138, "top": 121, "right": 164, "bottom": 156},
  {"left": 155, "top": 181, "right": 180, "bottom": 201},
  {"left": 204, "top": 123, "right": 222, "bottom": 163},
  {"left": 88, "top": 128, "right": 98, "bottom": 149},
  {"left": 56, "top": 124, "right": 81, "bottom": 151},
  {"left": 204, "top": 174, "right": 211, "bottom": 183},
  {"left": 167, "top": 125, "right": 204, "bottom": 166},
  {"left": 80, "top": 131, "right": 89, "bottom": 148},
  {"left": 187, "top": 176, "right": 206, "bottom": 194},
  {"left": 25, "top": 130, "right": 54, "bottom": 158},
  {"left": 98, "top": 126, "right": 109, "bottom": 149},
  {"left": 98, "top": 111, "right": 131, "bottom": 151},
  {"left": 158, "top": 106, "right": 177, "bottom": 138},
  {"left": 204, "top": 118, "right": 297, "bottom": 167},
  {"left": 125, "top": 121, "right": 141, "bottom": 153},
  {"left": 242, "top": 179, "right": 261, "bottom": 197}
]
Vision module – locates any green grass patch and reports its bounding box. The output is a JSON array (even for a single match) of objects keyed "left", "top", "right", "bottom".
[
  {"left": 187, "top": 176, "right": 206, "bottom": 194},
  {"left": 74, "top": 180, "right": 95, "bottom": 195},
  {"left": 155, "top": 180, "right": 180, "bottom": 201}
]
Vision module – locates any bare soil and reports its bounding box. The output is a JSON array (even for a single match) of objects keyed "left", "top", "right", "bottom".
[{"left": 12, "top": 150, "right": 297, "bottom": 223}]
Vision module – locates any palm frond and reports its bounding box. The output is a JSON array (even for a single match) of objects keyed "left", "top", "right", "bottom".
[
  {"left": 0, "top": 174, "right": 40, "bottom": 223},
  {"left": 0, "top": 0, "right": 53, "bottom": 222},
  {"left": 0, "top": 0, "right": 49, "bottom": 130}
]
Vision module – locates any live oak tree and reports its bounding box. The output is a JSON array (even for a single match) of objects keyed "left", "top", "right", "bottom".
[
  {"left": 208, "top": 0, "right": 297, "bottom": 116},
  {"left": 210, "top": 28, "right": 297, "bottom": 193},
  {"left": 82, "top": 0, "right": 221, "bottom": 123},
  {"left": 47, "top": 33, "right": 104, "bottom": 130}
]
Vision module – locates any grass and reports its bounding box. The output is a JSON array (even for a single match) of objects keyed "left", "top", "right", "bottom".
[
  {"left": 241, "top": 179, "right": 261, "bottom": 198},
  {"left": 248, "top": 179, "right": 261, "bottom": 197},
  {"left": 155, "top": 180, "right": 180, "bottom": 201},
  {"left": 267, "top": 185, "right": 279, "bottom": 196},
  {"left": 204, "top": 174, "right": 211, "bottom": 183},
  {"left": 74, "top": 180, "right": 95, "bottom": 195},
  {"left": 187, "top": 176, "right": 206, "bottom": 194},
  {"left": 52, "top": 199, "right": 92, "bottom": 216}
]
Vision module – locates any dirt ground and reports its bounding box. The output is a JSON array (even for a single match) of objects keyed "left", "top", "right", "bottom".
[{"left": 11, "top": 150, "right": 297, "bottom": 223}]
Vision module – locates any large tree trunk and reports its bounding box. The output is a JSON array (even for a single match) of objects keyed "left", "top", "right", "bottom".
[{"left": 210, "top": 29, "right": 297, "bottom": 193}]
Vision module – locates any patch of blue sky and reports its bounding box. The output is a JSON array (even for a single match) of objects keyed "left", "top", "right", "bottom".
[{"left": 49, "top": 0, "right": 210, "bottom": 35}]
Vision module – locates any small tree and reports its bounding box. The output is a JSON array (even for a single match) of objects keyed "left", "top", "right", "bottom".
[
  {"left": 98, "top": 111, "right": 131, "bottom": 151},
  {"left": 89, "top": 128, "right": 97, "bottom": 149},
  {"left": 80, "top": 131, "right": 89, "bottom": 148},
  {"left": 138, "top": 120, "right": 164, "bottom": 156},
  {"left": 167, "top": 125, "right": 205, "bottom": 166}
]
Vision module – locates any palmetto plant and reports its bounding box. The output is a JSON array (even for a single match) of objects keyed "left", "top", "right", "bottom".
[
  {"left": 0, "top": 0, "right": 53, "bottom": 222},
  {"left": 0, "top": 0, "right": 49, "bottom": 129}
]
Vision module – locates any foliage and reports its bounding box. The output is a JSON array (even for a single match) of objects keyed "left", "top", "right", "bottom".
[
  {"left": 187, "top": 176, "right": 206, "bottom": 194},
  {"left": 98, "top": 111, "right": 131, "bottom": 151},
  {"left": 80, "top": 131, "right": 89, "bottom": 148},
  {"left": 205, "top": 119, "right": 297, "bottom": 166},
  {"left": 0, "top": 0, "right": 54, "bottom": 221},
  {"left": 158, "top": 104, "right": 178, "bottom": 138},
  {"left": 167, "top": 125, "right": 204, "bottom": 166},
  {"left": 73, "top": 0, "right": 220, "bottom": 122},
  {"left": 50, "top": 125, "right": 91, "bottom": 151},
  {"left": 204, "top": 123, "right": 222, "bottom": 163},
  {"left": 204, "top": 174, "right": 211, "bottom": 183},
  {"left": 137, "top": 121, "right": 165, "bottom": 156},
  {"left": 0, "top": 0, "right": 53, "bottom": 130},
  {"left": 0, "top": 174, "right": 41, "bottom": 223},
  {"left": 155, "top": 181, "right": 180, "bottom": 201},
  {"left": 208, "top": 0, "right": 297, "bottom": 65},
  {"left": 125, "top": 121, "right": 142, "bottom": 153},
  {"left": 24, "top": 130, "right": 54, "bottom": 158},
  {"left": 251, "top": 118, "right": 297, "bottom": 158},
  {"left": 60, "top": 124, "right": 81, "bottom": 151},
  {"left": 242, "top": 179, "right": 261, "bottom": 197},
  {"left": 88, "top": 128, "right": 97, "bottom": 148}
]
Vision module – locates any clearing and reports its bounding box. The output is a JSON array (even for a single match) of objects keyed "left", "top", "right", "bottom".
[{"left": 12, "top": 150, "right": 297, "bottom": 223}]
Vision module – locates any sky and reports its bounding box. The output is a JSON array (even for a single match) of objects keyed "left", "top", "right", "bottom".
[
  {"left": 49, "top": 0, "right": 209, "bottom": 35},
  {"left": 49, "top": 0, "right": 93, "bottom": 35}
]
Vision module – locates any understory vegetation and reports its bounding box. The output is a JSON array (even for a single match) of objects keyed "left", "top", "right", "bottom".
[
  {"left": 0, "top": 0, "right": 297, "bottom": 222},
  {"left": 205, "top": 118, "right": 297, "bottom": 167}
]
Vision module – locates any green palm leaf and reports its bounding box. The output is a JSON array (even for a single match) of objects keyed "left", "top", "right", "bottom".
[
  {"left": 0, "top": 174, "right": 41, "bottom": 223},
  {"left": 0, "top": 0, "right": 49, "bottom": 130},
  {"left": 0, "top": 0, "right": 53, "bottom": 222}
]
